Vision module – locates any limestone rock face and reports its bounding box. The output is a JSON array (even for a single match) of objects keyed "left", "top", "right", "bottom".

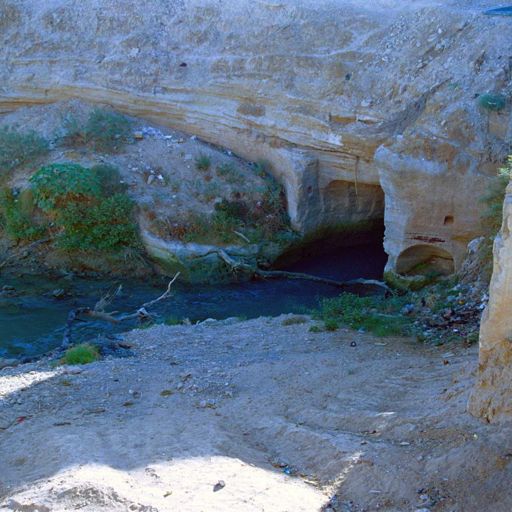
[
  {"left": 469, "top": 181, "right": 512, "bottom": 423},
  {"left": 0, "top": 0, "right": 510, "bottom": 269}
]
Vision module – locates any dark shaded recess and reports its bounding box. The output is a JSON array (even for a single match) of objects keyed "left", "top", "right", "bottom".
[{"left": 274, "top": 219, "right": 387, "bottom": 281}]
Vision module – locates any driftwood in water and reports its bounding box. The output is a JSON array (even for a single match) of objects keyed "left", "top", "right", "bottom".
[
  {"left": 196, "top": 248, "right": 391, "bottom": 293},
  {"left": 62, "top": 272, "right": 180, "bottom": 348}
]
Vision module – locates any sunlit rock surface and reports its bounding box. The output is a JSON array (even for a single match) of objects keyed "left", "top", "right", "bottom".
[
  {"left": 469, "top": 181, "right": 512, "bottom": 423},
  {"left": 1, "top": 0, "right": 510, "bottom": 270}
]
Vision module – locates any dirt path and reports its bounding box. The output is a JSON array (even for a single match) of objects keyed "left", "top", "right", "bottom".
[{"left": 0, "top": 315, "right": 511, "bottom": 511}]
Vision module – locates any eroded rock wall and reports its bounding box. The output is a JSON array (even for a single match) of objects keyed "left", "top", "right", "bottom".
[
  {"left": 1, "top": 0, "right": 510, "bottom": 267},
  {"left": 469, "top": 180, "right": 512, "bottom": 423}
]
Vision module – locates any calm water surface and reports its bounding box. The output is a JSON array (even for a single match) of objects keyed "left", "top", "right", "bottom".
[{"left": 0, "top": 242, "right": 387, "bottom": 358}]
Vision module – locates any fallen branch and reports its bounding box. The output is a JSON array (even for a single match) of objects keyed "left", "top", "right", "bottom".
[
  {"left": 195, "top": 249, "right": 391, "bottom": 293},
  {"left": 62, "top": 272, "right": 180, "bottom": 348}
]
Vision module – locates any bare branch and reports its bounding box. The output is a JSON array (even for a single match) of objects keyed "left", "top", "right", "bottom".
[{"left": 62, "top": 272, "right": 181, "bottom": 348}]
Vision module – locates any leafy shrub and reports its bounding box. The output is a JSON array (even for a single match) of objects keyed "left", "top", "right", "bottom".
[
  {"left": 61, "top": 343, "right": 100, "bottom": 365},
  {"left": 0, "top": 188, "right": 46, "bottom": 242},
  {"left": 61, "top": 114, "right": 86, "bottom": 146},
  {"left": 91, "top": 164, "right": 128, "bottom": 195},
  {"left": 195, "top": 153, "right": 211, "bottom": 171},
  {"left": 60, "top": 109, "right": 131, "bottom": 152},
  {"left": 478, "top": 93, "right": 507, "bottom": 112},
  {"left": 30, "top": 162, "right": 139, "bottom": 251},
  {"left": 84, "top": 108, "right": 131, "bottom": 152},
  {"left": 0, "top": 126, "right": 49, "bottom": 172},
  {"left": 30, "top": 163, "right": 102, "bottom": 212},
  {"left": 57, "top": 194, "right": 139, "bottom": 251}
]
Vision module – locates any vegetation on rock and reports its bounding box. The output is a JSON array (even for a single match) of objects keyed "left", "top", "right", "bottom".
[
  {"left": 0, "top": 162, "right": 140, "bottom": 254},
  {"left": 61, "top": 108, "right": 131, "bottom": 152},
  {"left": 0, "top": 126, "right": 49, "bottom": 172},
  {"left": 313, "top": 278, "right": 482, "bottom": 345},
  {"left": 479, "top": 156, "right": 512, "bottom": 274}
]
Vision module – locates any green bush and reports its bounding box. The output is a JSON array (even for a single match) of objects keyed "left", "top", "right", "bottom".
[
  {"left": 91, "top": 163, "right": 128, "bottom": 195},
  {"left": 85, "top": 109, "right": 131, "bottom": 152},
  {"left": 30, "top": 162, "right": 139, "bottom": 252},
  {"left": 0, "top": 126, "right": 49, "bottom": 172},
  {"left": 57, "top": 193, "right": 139, "bottom": 251},
  {"left": 195, "top": 153, "right": 211, "bottom": 171},
  {"left": 61, "top": 343, "right": 100, "bottom": 365},
  {"left": 0, "top": 188, "right": 46, "bottom": 242},
  {"left": 30, "top": 163, "right": 102, "bottom": 212},
  {"left": 60, "top": 109, "right": 131, "bottom": 152}
]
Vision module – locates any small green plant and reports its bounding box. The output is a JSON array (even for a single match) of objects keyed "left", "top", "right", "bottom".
[
  {"left": 164, "top": 316, "right": 183, "bottom": 326},
  {"left": 84, "top": 108, "right": 131, "bottom": 152},
  {"left": 61, "top": 109, "right": 131, "bottom": 152},
  {"left": 324, "top": 318, "right": 340, "bottom": 331},
  {"left": 61, "top": 343, "right": 100, "bottom": 365},
  {"left": 61, "top": 114, "right": 86, "bottom": 146},
  {"left": 314, "top": 293, "right": 409, "bottom": 337},
  {"left": 0, "top": 188, "right": 46, "bottom": 241},
  {"left": 0, "top": 126, "right": 49, "bottom": 172},
  {"left": 478, "top": 93, "right": 507, "bottom": 112},
  {"left": 216, "top": 163, "right": 243, "bottom": 184},
  {"left": 195, "top": 153, "right": 211, "bottom": 171}
]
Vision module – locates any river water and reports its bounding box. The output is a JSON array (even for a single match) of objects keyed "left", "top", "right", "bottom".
[{"left": 0, "top": 241, "right": 387, "bottom": 359}]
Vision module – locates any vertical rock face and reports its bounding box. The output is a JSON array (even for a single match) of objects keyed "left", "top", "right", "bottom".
[
  {"left": 0, "top": 0, "right": 511, "bottom": 267},
  {"left": 469, "top": 181, "right": 512, "bottom": 423}
]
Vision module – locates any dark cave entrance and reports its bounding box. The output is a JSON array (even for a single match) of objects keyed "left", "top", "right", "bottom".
[{"left": 273, "top": 219, "right": 388, "bottom": 282}]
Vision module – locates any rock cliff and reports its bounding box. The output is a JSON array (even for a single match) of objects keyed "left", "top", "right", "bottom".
[
  {"left": 1, "top": 0, "right": 511, "bottom": 273},
  {"left": 469, "top": 180, "right": 512, "bottom": 423}
]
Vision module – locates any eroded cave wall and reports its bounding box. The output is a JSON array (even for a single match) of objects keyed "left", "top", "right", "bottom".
[
  {"left": 469, "top": 181, "right": 512, "bottom": 423},
  {"left": 1, "top": 0, "right": 511, "bottom": 265}
]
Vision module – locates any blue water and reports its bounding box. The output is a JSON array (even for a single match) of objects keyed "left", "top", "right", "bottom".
[{"left": 0, "top": 241, "right": 387, "bottom": 359}]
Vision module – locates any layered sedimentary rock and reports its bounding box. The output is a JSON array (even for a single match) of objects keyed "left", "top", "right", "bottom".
[
  {"left": 0, "top": 0, "right": 510, "bottom": 270},
  {"left": 469, "top": 181, "right": 512, "bottom": 423}
]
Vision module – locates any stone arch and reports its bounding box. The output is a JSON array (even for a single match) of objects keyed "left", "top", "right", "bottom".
[{"left": 396, "top": 244, "right": 454, "bottom": 276}]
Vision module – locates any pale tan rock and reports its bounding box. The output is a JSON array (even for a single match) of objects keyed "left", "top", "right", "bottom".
[
  {"left": 469, "top": 181, "right": 512, "bottom": 423},
  {"left": 0, "top": 0, "right": 510, "bottom": 270}
]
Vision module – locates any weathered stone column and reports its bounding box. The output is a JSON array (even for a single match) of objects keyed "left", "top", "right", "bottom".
[{"left": 469, "top": 181, "right": 512, "bottom": 423}]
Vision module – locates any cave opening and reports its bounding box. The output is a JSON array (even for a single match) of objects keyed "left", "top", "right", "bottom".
[
  {"left": 396, "top": 244, "right": 455, "bottom": 276},
  {"left": 274, "top": 219, "right": 387, "bottom": 282}
]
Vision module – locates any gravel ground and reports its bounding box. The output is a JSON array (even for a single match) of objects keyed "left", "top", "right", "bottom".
[{"left": 0, "top": 315, "right": 511, "bottom": 511}]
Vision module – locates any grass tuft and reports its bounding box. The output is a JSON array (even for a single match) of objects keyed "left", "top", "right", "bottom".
[{"left": 61, "top": 343, "right": 100, "bottom": 365}]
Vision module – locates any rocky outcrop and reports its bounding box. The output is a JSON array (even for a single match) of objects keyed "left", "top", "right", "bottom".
[
  {"left": 469, "top": 180, "right": 512, "bottom": 423},
  {"left": 1, "top": 0, "right": 511, "bottom": 271}
]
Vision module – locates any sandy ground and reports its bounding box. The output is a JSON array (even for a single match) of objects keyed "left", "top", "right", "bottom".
[{"left": 1, "top": 315, "right": 511, "bottom": 512}]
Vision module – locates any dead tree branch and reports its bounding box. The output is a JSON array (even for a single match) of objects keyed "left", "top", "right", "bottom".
[
  {"left": 195, "top": 249, "right": 391, "bottom": 293},
  {"left": 62, "top": 272, "right": 181, "bottom": 348}
]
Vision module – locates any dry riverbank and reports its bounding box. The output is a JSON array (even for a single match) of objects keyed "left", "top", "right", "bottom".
[{"left": 1, "top": 315, "right": 511, "bottom": 511}]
